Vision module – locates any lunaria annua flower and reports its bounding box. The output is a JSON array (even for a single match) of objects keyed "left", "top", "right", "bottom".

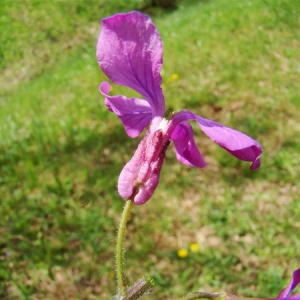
[{"left": 97, "top": 11, "right": 262, "bottom": 205}]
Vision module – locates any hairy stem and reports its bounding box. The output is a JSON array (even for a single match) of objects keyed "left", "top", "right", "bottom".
[
  {"left": 180, "top": 291, "right": 227, "bottom": 300},
  {"left": 116, "top": 199, "right": 133, "bottom": 297}
]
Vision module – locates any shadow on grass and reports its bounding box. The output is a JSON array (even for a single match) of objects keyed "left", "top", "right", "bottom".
[{"left": 0, "top": 123, "right": 138, "bottom": 297}]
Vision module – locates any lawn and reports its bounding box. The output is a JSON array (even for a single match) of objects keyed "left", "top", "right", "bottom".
[{"left": 0, "top": 0, "right": 299, "bottom": 299}]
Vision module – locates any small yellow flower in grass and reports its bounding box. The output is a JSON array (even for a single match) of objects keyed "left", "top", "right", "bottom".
[
  {"left": 171, "top": 73, "right": 179, "bottom": 80},
  {"left": 166, "top": 73, "right": 179, "bottom": 83},
  {"left": 177, "top": 248, "right": 188, "bottom": 258},
  {"left": 189, "top": 243, "right": 200, "bottom": 252}
]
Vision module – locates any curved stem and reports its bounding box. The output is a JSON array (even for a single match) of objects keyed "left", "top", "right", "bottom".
[
  {"left": 179, "top": 292, "right": 224, "bottom": 300},
  {"left": 179, "top": 292, "right": 272, "bottom": 300},
  {"left": 116, "top": 199, "right": 133, "bottom": 297}
]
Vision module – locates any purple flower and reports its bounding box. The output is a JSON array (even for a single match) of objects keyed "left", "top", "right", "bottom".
[
  {"left": 97, "top": 11, "right": 262, "bottom": 205},
  {"left": 226, "top": 269, "right": 300, "bottom": 300},
  {"left": 277, "top": 269, "right": 300, "bottom": 300}
]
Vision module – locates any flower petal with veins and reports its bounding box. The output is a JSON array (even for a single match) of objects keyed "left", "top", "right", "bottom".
[
  {"left": 97, "top": 12, "right": 165, "bottom": 116},
  {"left": 100, "top": 82, "right": 152, "bottom": 138}
]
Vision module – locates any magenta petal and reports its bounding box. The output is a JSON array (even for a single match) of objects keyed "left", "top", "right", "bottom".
[
  {"left": 100, "top": 82, "right": 153, "bottom": 138},
  {"left": 170, "top": 122, "right": 206, "bottom": 168},
  {"left": 278, "top": 269, "right": 300, "bottom": 299},
  {"left": 97, "top": 11, "right": 165, "bottom": 116},
  {"left": 172, "top": 110, "right": 262, "bottom": 169},
  {"left": 196, "top": 117, "right": 262, "bottom": 170}
]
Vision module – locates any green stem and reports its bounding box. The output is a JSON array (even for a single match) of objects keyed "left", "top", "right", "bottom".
[
  {"left": 179, "top": 291, "right": 227, "bottom": 300},
  {"left": 116, "top": 199, "right": 133, "bottom": 297}
]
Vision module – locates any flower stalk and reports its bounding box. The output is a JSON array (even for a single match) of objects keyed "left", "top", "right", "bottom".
[
  {"left": 116, "top": 199, "right": 133, "bottom": 297},
  {"left": 180, "top": 291, "right": 227, "bottom": 300}
]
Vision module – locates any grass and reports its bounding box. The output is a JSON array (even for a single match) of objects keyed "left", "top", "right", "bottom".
[{"left": 0, "top": 0, "right": 299, "bottom": 299}]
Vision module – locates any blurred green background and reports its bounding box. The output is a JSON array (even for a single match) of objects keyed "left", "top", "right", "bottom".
[{"left": 0, "top": 0, "right": 299, "bottom": 299}]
